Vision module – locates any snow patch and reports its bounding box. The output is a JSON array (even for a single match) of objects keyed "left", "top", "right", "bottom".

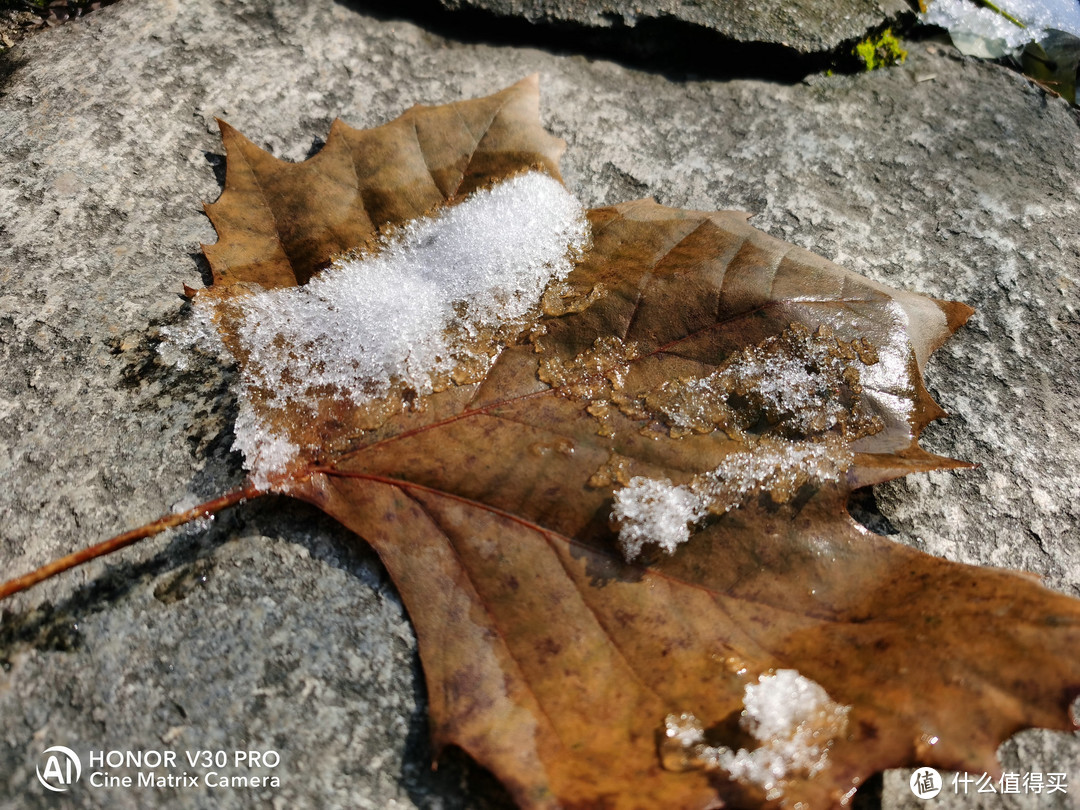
[
  {"left": 661, "top": 669, "right": 850, "bottom": 798},
  {"left": 643, "top": 323, "right": 881, "bottom": 441},
  {"left": 611, "top": 324, "right": 876, "bottom": 560},
  {"left": 612, "top": 435, "right": 852, "bottom": 561},
  {"left": 923, "top": 0, "right": 1080, "bottom": 57},
  {"left": 610, "top": 477, "right": 705, "bottom": 559},
  {"left": 164, "top": 172, "right": 589, "bottom": 489}
]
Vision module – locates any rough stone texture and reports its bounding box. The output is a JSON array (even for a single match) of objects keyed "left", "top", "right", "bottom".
[
  {"left": 437, "top": 0, "right": 913, "bottom": 55},
  {"left": 0, "top": 1, "right": 1078, "bottom": 808}
]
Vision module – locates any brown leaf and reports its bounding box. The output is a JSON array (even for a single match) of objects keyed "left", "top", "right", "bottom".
[
  {"left": 196, "top": 79, "right": 1080, "bottom": 809},
  {"left": 202, "top": 76, "right": 565, "bottom": 288}
]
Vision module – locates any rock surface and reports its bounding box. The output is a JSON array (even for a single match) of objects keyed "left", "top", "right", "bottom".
[
  {"left": 437, "top": 0, "right": 912, "bottom": 55},
  {"left": 0, "top": 1, "right": 1078, "bottom": 808}
]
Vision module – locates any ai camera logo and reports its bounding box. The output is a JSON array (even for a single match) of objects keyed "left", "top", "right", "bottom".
[
  {"left": 36, "top": 745, "right": 82, "bottom": 793},
  {"left": 910, "top": 767, "right": 942, "bottom": 799}
]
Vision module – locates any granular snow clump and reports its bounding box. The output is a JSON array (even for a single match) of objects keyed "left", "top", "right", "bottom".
[
  {"left": 612, "top": 434, "right": 852, "bottom": 561},
  {"left": 660, "top": 669, "right": 850, "bottom": 798},
  {"left": 923, "top": 0, "right": 1080, "bottom": 57},
  {"left": 610, "top": 321, "right": 883, "bottom": 561},
  {"left": 610, "top": 477, "right": 706, "bottom": 559},
  {"left": 166, "top": 171, "right": 589, "bottom": 490}
]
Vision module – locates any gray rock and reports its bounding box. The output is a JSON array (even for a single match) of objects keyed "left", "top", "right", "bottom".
[
  {"left": 438, "top": 0, "right": 912, "bottom": 56},
  {"left": 0, "top": 1, "right": 1077, "bottom": 808}
]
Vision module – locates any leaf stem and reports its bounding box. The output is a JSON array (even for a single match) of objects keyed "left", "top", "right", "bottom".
[
  {"left": 0, "top": 484, "right": 261, "bottom": 602},
  {"left": 976, "top": 0, "right": 1026, "bottom": 29}
]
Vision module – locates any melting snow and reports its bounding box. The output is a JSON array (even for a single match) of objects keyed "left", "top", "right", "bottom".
[
  {"left": 662, "top": 669, "right": 850, "bottom": 798},
  {"left": 610, "top": 477, "right": 705, "bottom": 560},
  {"left": 923, "top": 0, "right": 1080, "bottom": 57},
  {"left": 612, "top": 435, "right": 852, "bottom": 560},
  {"left": 645, "top": 324, "right": 872, "bottom": 439},
  {"left": 165, "top": 171, "right": 589, "bottom": 489},
  {"left": 610, "top": 323, "right": 878, "bottom": 561}
]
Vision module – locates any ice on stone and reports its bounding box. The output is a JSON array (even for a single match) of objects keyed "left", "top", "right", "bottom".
[
  {"left": 923, "top": 0, "right": 1080, "bottom": 58},
  {"left": 176, "top": 171, "right": 589, "bottom": 489},
  {"left": 661, "top": 669, "right": 850, "bottom": 798}
]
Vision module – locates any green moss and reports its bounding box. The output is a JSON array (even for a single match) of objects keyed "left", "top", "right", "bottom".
[{"left": 854, "top": 29, "right": 908, "bottom": 71}]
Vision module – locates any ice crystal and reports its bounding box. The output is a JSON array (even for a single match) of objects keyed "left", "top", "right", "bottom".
[
  {"left": 923, "top": 0, "right": 1080, "bottom": 57},
  {"left": 612, "top": 434, "right": 852, "bottom": 561},
  {"left": 610, "top": 478, "right": 705, "bottom": 559},
  {"left": 645, "top": 323, "right": 879, "bottom": 440},
  {"left": 661, "top": 669, "right": 850, "bottom": 798},
  {"left": 175, "top": 172, "right": 589, "bottom": 489},
  {"left": 611, "top": 323, "right": 880, "bottom": 561},
  {"left": 158, "top": 306, "right": 228, "bottom": 370}
]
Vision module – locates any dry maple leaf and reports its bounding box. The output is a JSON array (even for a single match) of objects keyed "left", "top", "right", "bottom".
[{"left": 4, "top": 77, "right": 1079, "bottom": 809}]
